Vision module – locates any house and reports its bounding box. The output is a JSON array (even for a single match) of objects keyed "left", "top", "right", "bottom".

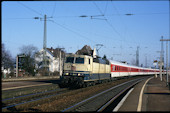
[
  {"left": 76, "top": 45, "right": 97, "bottom": 58},
  {"left": 35, "top": 47, "right": 65, "bottom": 75},
  {"left": 1, "top": 66, "right": 11, "bottom": 78}
]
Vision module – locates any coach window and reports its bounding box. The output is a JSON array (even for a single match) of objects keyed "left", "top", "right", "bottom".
[
  {"left": 89, "top": 59, "right": 90, "bottom": 64},
  {"left": 112, "top": 66, "right": 115, "bottom": 71}
]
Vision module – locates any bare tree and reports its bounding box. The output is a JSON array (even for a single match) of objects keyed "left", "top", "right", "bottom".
[
  {"left": 19, "top": 45, "right": 38, "bottom": 58},
  {"left": 1, "top": 43, "right": 14, "bottom": 77},
  {"left": 19, "top": 44, "right": 38, "bottom": 76}
]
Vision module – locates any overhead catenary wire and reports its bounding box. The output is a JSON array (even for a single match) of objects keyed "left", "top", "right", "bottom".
[
  {"left": 110, "top": 1, "right": 132, "bottom": 48},
  {"left": 50, "top": 20, "right": 97, "bottom": 44},
  {"left": 93, "top": 2, "right": 123, "bottom": 39},
  {"left": 105, "top": 12, "right": 169, "bottom": 16},
  {"left": 17, "top": 1, "right": 43, "bottom": 16},
  {"left": 104, "top": 1, "right": 108, "bottom": 15},
  {"left": 5, "top": 2, "right": 166, "bottom": 66},
  {"left": 92, "top": 1, "right": 125, "bottom": 59},
  {"left": 51, "top": 2, "right": 56, "bottom": 18},
  {"left": 3, "top": 17, "right": 37, "bottom": 20}
]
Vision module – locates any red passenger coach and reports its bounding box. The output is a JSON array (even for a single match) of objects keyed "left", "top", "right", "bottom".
[{"left": 110, "top": 60, "right": 159, "bottom": 78}]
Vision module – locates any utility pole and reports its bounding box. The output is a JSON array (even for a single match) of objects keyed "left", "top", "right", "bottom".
[
  {"left": 145, "top": 55, "right": 147, "bottom": 68},
  {"left": 136, "top": 46, "right": 139, "bottom": 66},
  {"left": 160, "top": 36, "right": 164, "bottom": 81},
  {"left": 160, "top": 37, "right": 170, "bottom": 86},
  {"left": 34, "top": 14, "right": 52, "bottom": 75},
  {"left": 43, "top": 14, "right": 47, "bottom": 73},
  {"left": 16, "top": 55, "right": 18, "bottom": 77},
  {"left": 58, "top": 48, "right": 65, "bottom": 76}
]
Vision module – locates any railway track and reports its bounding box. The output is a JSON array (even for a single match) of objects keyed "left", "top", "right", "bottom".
[
  {"left": 2, "top": 87, "right": 69, "bottom": 111},
  {"left": 62, "top": 77, "right": 147, "bottom": 112},
  {"left": 2, "top": 76, "right": 150, "bottom": 112}
]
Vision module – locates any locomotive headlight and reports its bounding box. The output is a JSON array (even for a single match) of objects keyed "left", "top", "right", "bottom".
[
  {"left": 65, "top": 73, "right": 69, "bottom": 75},
  {"left": 78, "top": 73, "right": 84, "bottom": 76}
]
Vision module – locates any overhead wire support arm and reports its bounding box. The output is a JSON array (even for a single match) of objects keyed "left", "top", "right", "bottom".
[
  {"left": 79, "top": 14, "right": 106, "bottom": 20},
  {"left": 125, "top": 13, "right": 134, "bottom": 16},
  {"left": 79, "top": 15, "right": 88, "bottom": 18}
]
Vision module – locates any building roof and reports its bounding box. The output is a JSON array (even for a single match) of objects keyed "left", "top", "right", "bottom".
[
  {"left": 75, "top": 45, "right": 93, "bottom": 56},
  {"left": 46, "top": 47, "right": 65, "bottom": 58}
]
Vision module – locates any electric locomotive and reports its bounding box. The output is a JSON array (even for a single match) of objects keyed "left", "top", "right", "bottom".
[{"left": 59, "top": 49, "right": 111, "bottom": 88}]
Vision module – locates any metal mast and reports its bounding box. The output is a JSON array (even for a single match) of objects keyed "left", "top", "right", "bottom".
[
  {"left": 43, "top": 14, "right": 47, "bottom": 71},
  {"left": 160, "top": 37, "right": 170, "bottom": 86},
  {"left": 160, "top": 36, "right": 163, "bottom": 81},
  {"left": 136, "top": 46, "right": 139, "bottom": 66}
]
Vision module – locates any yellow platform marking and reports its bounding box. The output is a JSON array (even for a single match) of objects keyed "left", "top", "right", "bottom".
[{"left": 137, "top": 77, "right": 153, "bottom": 111}]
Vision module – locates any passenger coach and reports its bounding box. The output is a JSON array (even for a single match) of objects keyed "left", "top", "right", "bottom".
[{"left": 110, "top": 60, "right": 159, "bottom": 78}]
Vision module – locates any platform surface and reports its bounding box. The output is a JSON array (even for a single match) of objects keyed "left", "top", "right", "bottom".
[{"left": 118, "top": 76, "right": 170, "bottom": 111}]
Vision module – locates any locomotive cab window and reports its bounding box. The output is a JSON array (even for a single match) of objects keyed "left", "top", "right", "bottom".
[
  {"left": 65, "top": 57, "right": 74, "bottom": 63},
  {"left": 75, "top": 57, "right": 84, "bottom": 64}
]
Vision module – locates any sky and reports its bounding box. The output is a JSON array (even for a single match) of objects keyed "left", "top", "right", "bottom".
[{"left": 2, "top": 0, "right": 170, "bottom": 68}]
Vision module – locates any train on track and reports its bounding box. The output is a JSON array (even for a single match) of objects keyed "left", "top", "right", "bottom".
[{"left": 59, "top": 46, "right": 160, "bottom": 88}]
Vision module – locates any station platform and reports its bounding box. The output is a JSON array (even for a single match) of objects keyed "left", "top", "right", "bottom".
[{"left": 118, "top": 76, "right": 170, "bottom": 111}]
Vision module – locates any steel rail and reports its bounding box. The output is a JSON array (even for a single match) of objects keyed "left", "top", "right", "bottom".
[
  {"left": 2, "top": 88, "right": 68, "bottom": 110},
  {"left": 2, "top": 88, "right": 61, "bottom": 101},
  {"left": 61, "top": 77, "right": 146, "bottom": 112},
  {"left": 97, "top": 79, "right": 143, "bottom": 112}
]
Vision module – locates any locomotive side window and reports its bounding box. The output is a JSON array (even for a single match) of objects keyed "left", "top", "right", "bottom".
[
  {"left": 65, "top": 57, "right": 74, "bottom": 63},
  {"left": 75, "top": 57, "right": 84, "bottom": 64}
]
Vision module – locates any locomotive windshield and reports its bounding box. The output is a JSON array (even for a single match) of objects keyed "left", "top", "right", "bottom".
[
  {"left": 65, "top": 57, "right": 74, "bottom": 63},
  {"left": 65, "top": 57, "right": 84, "bottom": 64},
  {"left": 75, "top": 57, "right": 84, "bottom": 64}
]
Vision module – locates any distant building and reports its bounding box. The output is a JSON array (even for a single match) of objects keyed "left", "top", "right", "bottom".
[
  {"left": 1, "top": 66, "right": 11, "bottom": 78},
  {"left": 35, "top": 47, "right": 65, "bottom": 75},
  {"left": 76, "top": 45, "right": 93, "bottom": 55},
  {"left": 76, "top": 45, "right": 97, "bottom": 58}
]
